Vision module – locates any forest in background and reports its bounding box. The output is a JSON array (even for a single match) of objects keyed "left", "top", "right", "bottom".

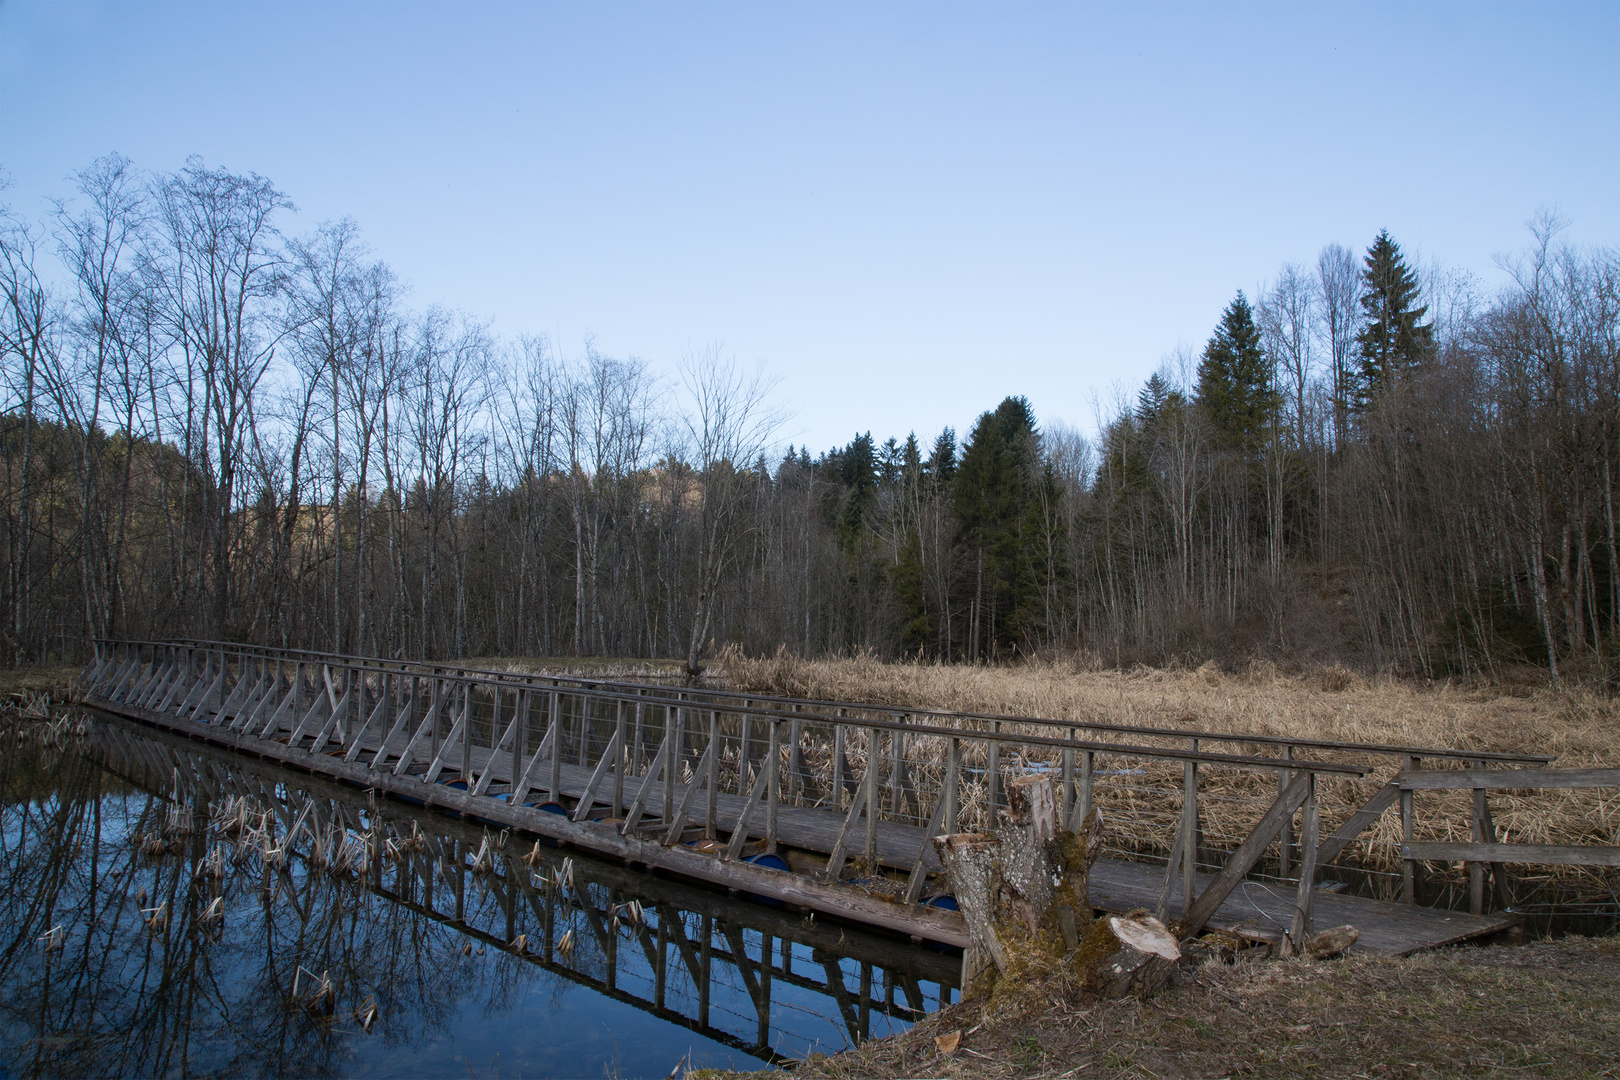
[{"left": 1, "top": 155, "right": 1616, "bottom": 683}]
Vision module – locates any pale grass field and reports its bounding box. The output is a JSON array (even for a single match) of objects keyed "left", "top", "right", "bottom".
[{"left": 718, "top": 649, "right": 1620, "bottom": 892}]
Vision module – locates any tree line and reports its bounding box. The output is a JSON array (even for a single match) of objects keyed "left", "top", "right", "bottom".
[{"left": 2, "top": 155, "right": 1615, "bottom": 681}]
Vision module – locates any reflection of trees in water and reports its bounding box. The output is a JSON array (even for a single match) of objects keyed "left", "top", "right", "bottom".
[
  {"left": 0, "top": 737, "right": 572, "bottom": 1078},
  {"left": 0, "top": 720, "right": 951, "bottom": 1076}
]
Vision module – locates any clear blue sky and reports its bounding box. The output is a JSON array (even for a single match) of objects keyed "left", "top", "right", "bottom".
[{"left": 3, "top": 1, "right": 1615, "bottom": 453}]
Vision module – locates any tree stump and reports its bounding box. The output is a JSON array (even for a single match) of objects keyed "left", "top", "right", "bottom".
[
  {"left": 933, "top": 775, "right": 1114, "bottom": 997},
  {"left": 1076, "top": 910, "right": 1182, "bottom": 998}
]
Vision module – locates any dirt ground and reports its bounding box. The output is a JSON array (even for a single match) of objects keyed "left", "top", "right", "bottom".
[{"left": 699, "top": 937, "right": 1619, "bottom": 1080}]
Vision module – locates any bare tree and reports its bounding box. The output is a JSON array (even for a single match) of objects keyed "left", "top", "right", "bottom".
[
  {"left": 1260, "top": 262, "right": 1317, "bottom": 450},
  {"left": 151, "top": 158, "right": 291, "bottom": 639},
  {"left": 678, "top": 345, "right": 785, "bottom": 680},
  {"left": 1317, "top": 244, "right": 1361, "bottom": 445}
]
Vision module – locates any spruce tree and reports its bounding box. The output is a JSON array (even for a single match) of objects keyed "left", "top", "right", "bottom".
[
  {"left": 927, "top": 427, "right": 958, "bottom": 485},
  {"left": 837, "top": 432, "right": 878, "bottom": 547},
  {"left": 1355, "top": 229, "right": 1432, "bottom": 405},
  {"left": 1196, "top": 291, "right": 1277, "bottom": 453},
  {"left": 954, "top": 397, "right": 1040, "bottom": 657}
]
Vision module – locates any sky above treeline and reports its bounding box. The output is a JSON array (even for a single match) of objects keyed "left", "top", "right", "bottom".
[{"left": 2, "top": 1, "right": 1615, "bottom": 454}]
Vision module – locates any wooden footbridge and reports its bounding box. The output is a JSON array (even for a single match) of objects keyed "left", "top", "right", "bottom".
[
  {"left": 86, "top": 721, "right": 952, "bottom": 1061},
  {"left": 83, "top": 640, "right": 1569, "bottom": 960}
]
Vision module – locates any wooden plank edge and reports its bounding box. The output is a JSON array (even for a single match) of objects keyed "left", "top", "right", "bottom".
[
  {"left": 84, "top": 695, "right": 971, "bottom": 948},
  {"left": 1402, "top": 842, "right": 1620, "bottom": 867},
  {"left": 1397, "top": 767, "right": 1620, "bottom": 791}
]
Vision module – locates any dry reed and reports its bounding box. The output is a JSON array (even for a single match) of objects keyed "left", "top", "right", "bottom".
[{"left": 718, "top": 648, "right": 1619, "bottom": 898}]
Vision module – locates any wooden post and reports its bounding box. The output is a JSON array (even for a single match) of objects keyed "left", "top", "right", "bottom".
[
  {"left": 613, "top": 699, "right": 626, "bottom": 817},
  {"left": 514, "top": 689, "right": 527, "bottom": 795},
  {"left": 1278, "top": 744, "right": 1294, "bottom": 876},
  {"left": 987, "top": 722, "right": 1002, "bottom": 813},
  {"left": 1076, "top": 749, "right": 1094, "bottom": 829},
  {"left": 788, "top": 706, "right": 804, "bottom": 804},
  {"left": 631, "top": 699, "right": 645, "bottom": 775},
  {"left": 766, "top": 720, "right": 780, "bottom": 853},
  {"left": 1470, "top": 759, "right": 1486, "bottom": 917},
  {"left": 864, "top": 727, "right": 879, "bottom": 871},
  {"left": 576, "top": 691, "right": 588, "bottom": 767},
  {"left": 944, "top": 738, "right": 960, "bottom": 835},
  {"left": 1062, "top": 727, "right": 1076, "bottom": 824},
  {"left": 705, "top": 709, "right": 719, "bottom": 838},
  {"left": 1181, "top": 738, "right": 1199, "bottom": 914},
  {"left": 460, "top": 681, "right": 472, "bottom": 779},
  {"left": 663, "top": 705, "right": 681, "bottom": 828},
  {"left": 548, "top": 690, "right": 563, "bottom": 799},
  {"left": 890, "top": 726, "right": 904, "bottom": 817},
  {"left": 1401, "top": 755, "right": 1419, "bottom": 904},
  {"left": 1286, "top": 773, "right": 1320, "bottom": 952},
  {"left": 833, "top": 717, "right": 847, "bottom": 807}
]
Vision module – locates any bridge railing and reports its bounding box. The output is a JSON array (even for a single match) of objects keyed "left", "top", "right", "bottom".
[{"left": 83, "top": 639, "right": 1561, "bottom": 942}]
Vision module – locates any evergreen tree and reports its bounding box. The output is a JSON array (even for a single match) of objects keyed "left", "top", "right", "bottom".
[
  {"left": 893, "top": 529, "right": 931, "bottom": 652},
  {"left": 927, "top": 427, "right": 957, "bottom": 486},
  {"left": 954, "top": 396, "right": 1041, "bottom": 657},
  {"left": 1355, "top": 229, "right": 1433, "bottom": 405},
  {"left": 901, "top": 432, "right": 923, "bottom": 480},
  {"left": 1196, "top": 291, "right": 1277, "bottom": 453},
  {"left": 1136, "top": 372, "right": 1186, "bottom": 426},
  {"left": 836, "top": 432, "right": 878, "bottom": 546}
]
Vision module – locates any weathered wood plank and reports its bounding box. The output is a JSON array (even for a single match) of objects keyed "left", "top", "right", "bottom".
[
  {"left": 1401, "top": 842, "right": 1620, "bottom": 867},
  {"left": 1396, "top": 767, "right": 1620, "bottom": 790}
]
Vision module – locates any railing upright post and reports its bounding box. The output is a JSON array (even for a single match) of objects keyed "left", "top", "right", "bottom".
[
  {"left": 705, "top": 709, "right": 719, "bottom": 838},
  {"left": 944, "top": 737, "right": 959, "bottom": 834},
  {"left": 548, "top": 690, "right": 563, "bottom": 799},
  {"left": 890, "top": 726, "right": 904, "bottom": 817},
  {"left": 1078, "top": 750, "right": 1094, "bottom": 827},
  {"left": 614, "top": 698, "right": 627, "bottom": 816},
  {"left": 1062, "top": 727, "right": 1076, "bottom": 824},
  {"left": 1278, "top": 744, "right": 1295, "bottom": 876},
  {"left": 864, "top": 726, "right": 878, "bottom": 871},
  {"left": 1182, "top": 738, "right": 1199, "bottom": 914},
  {"left": 1469, "top": 758, "right": 1486, "bottom": 917},
  {"left": 1287, "top": 772, "right": 1320, "bottom": 949},
  {"left": 1401, "top": 754, "right": 1419, "bottom": 904},
  {"left": 766, "top": 719, "right": 780, "bottom": 853},
  {"left": 833, "top": 710, "right": 847, "bottom": 807}
]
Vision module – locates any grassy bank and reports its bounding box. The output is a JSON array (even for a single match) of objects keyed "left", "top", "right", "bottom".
[
  {"left": 0, "top": 664, "right": 82, "bottom": 706},
  {"left": 702, "top": 937, "right": 1619, "bottom": 1080}
]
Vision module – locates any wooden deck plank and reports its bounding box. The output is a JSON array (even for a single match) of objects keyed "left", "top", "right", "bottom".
[{"left": 1087, "top": 858, "right": 1516, "bottom": 955}]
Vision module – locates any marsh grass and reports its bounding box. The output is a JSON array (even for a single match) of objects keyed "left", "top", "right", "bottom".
[{"left": 718, "top": 648, "right": 1620, "bottom": 897}]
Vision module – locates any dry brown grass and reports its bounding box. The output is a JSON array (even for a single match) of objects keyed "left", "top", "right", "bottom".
[
  {"left": 0, "top": 665, "right": 84, "bottom": 711},
  {"left": 696, "top": 937, "right": 1620, "bottom": 1080},
  {"left": 717, "top": 649, "right": 1615, "bottom": 765},
  {"left": 461, "top": 655, "right": 688, "bottom": 682},
  {"left": 718, "top": 650, "right": 1620, "bottom": 895}
]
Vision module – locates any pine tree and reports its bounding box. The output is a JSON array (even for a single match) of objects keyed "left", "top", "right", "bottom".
[
  {"left": 954, "top": 397, "right": 1041, "bottom": 657},
  {"left": 1196, "top": 291, "right": 1277, "bottom": 453},
  {"left": 1355, "top": 229, "right": 1432, "bottom": 405},
  {"left": 837, "top": 432, "right": 878, "bottom": 546},
  {"left": 927, "top": 427, "right": 957, "bottom": 486}
]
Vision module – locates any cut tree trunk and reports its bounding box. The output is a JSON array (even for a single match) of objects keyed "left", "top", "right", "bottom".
[
  {"left": 933, "top": 775, "right": 1117, "bottom": 996},
  {"left": 1077, "top": 911, "right": 1182, "bottom": 998}
]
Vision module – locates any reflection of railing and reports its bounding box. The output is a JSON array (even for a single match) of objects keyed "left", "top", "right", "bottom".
[
  {"left": 87, "top": 721, "right": 954, "bottom": 1058},
  {"left": 84, "top": 640, "right": 1556, "bottom": 951}
]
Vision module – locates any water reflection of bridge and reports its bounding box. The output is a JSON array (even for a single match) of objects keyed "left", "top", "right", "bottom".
[{"left": 88, "top": 720, "right": 958, "bottom": 1062}]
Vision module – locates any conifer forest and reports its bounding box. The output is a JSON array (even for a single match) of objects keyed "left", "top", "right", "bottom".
[{"left": 1, "top": 156, "right": 1616, "bottom": 682}]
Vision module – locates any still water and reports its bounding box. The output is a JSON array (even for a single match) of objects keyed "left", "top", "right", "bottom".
[{"left": 0, "top": 716, "right": 956, "bottom": 1078}]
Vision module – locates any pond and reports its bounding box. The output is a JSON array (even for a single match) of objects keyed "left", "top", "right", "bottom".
[{"left": 0, "top": 715, "right": 957, "bottom": 1078}]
